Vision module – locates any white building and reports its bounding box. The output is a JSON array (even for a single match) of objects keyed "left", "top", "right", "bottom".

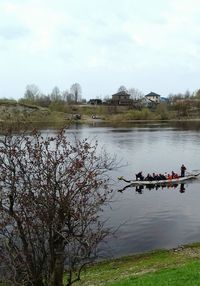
[{"left": 145, "top": 92, "right": 161, "bottom": 103}]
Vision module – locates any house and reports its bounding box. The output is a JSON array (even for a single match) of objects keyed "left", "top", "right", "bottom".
[
  {"left": 111, "top": 91, "right": 132, "bottom": 105},
  {"left": 88, "top": 99, "right": 102, "bottom": 105},
  {"left": 145, "top": 92, "right": 161, "bottom": 103}
]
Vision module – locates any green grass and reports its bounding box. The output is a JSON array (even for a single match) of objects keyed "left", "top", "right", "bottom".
[
  {"left": 73, "top": 246, "right": 200, "bottom": 286},
  {"left": 107, "top": 261, "right": 200, "bottom": 286}
]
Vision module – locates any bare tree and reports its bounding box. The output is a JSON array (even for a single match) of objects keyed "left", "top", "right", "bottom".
[
  {"left": 62, "top": 90, "right": 69, "bottom": 102},
  {"left": 128, "top": 88, "right": 143, "bottom": 100},
  {"left": 70, "top": 83, "right": 82, "bottom": 103},
  {"left": 24, "top": 84, "right": 40, "bottom": 101},
  {"left": 37, "top": 94, "right": 51, "bottom": 107},
  {"left": 0, "top": 128, "right": 116, "bottom": 286},
  {"left": 51, "top": 86, "right": 61, "bottom": 102},
  {"left": 195, "top": 89, "right": 200, "bottom": 99},
  {"left": 117, "top": 85, "right": 127, "bottom": 93},
  {"left": 103, "top": 95, "right": 111, "bottom": 103},
  {"left": 66, "top": 93, "right": 75, "bottom": 104}
]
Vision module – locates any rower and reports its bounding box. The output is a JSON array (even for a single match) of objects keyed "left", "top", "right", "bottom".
[
  {"left": 145, "top": 173, "right": 153, "bottom": 181},
  {"left": 181, "top": 164, "right": 186, "bottom": 177},
  {"left": 135, "top": 171, "right": 144, "bottom": 181}
]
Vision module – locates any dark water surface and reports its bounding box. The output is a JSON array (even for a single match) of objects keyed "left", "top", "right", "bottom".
[{"left": 61, "top": 121, "right": 200, "bottom": 258}]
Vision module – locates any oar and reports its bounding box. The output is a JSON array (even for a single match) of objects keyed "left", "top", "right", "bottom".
[
  {"left": 118, "top": 176, "right": 132, "bottom": 183},
  {"left": 118, "top": 183, "right": 133, "bottom": 192}
]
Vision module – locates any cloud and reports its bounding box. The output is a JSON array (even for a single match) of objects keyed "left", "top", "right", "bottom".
[
  {"left": 0, "top": 1, "right": 70, "bottom": 53},
  {"left": 0, "top": 26, "right": 29, "bottom": 40},
  {"left": 1, "top": 0, "right": 200, "bottom": 98}
]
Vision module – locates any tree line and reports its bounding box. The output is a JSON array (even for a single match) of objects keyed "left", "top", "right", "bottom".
[
  {"left": 21, "top": 83, "right": 83, "bottom": 107},
  {"left": 19, "top": 85, "right": 200, "bottom": 106},
  {"left": 20, "top": 84, "right": 145, "bottom": 107}
]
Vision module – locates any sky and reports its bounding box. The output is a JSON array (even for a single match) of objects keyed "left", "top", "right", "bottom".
[{"left": 1, "top": 0, "right": 200, "bottom": 100}]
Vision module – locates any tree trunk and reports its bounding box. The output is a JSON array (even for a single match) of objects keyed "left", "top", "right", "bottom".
[
  {"left": 49, "top": 253, "right": 64, "bottom": 286},
  {"left": 31, "top": 278, "right": 45, "bottom": 286}
]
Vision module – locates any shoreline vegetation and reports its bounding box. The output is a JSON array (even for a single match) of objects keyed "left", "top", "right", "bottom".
[
  {"left": 72, "top": 242, "right": 200, "bottom": 286},
  {"left": 1, "top": 100, "right": 200, "bottom": 125}
]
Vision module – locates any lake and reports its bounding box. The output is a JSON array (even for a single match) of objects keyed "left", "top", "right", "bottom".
[{"left": 62, "top": 121, "right": 200, "bottom": 258}]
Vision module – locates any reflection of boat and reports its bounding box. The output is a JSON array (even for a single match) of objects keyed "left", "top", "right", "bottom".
[
  {"left": 118, "top": 183, "right": 186, "bottom": 194},
  {"left": 118, "top": 173, "right": 200, "bottom": 186}
]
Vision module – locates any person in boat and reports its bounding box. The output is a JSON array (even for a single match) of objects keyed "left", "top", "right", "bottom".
[
  {"left": 159, "top": 173, "right": 167, "bottom": 180},
  {"left": 145, "top": 173, "right": 153, "bottom": 181},
  {"left": 167, "top": 173, "right": 172, "bottom": 180},
  {"left": 181, "top": 164, "right": 187, "bottom": 177},
  {"left": 155, "top": 174, "right": 166, "bottom": 181},
  {"left": 152, "top": 173, "right": 160, "bottom": 180},
  {"left": 154, "top": 173, "right": 163, "bottom": 180},
  {"left": 135, "top": 171, "right": 144, "bottom": 181},
  {"left": 155, "top": 174, "right": 160, "bottom": 180},
  {"left": 171, "top": 171, "right": 179, "bottom": 179}
]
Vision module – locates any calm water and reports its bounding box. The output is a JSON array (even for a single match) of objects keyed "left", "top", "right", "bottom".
[{"left": 61, "top": 121, "right": 200, "bottom": 258}]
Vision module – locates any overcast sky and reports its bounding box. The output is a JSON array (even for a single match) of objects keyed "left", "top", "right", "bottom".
[{"left": 1, "top": 0, "right": 200, "bottom": 100}]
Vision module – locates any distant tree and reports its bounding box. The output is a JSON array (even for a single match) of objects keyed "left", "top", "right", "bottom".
[
  {"left": 51, "top": 86, "right": 61, "bottom": 101},
  {"left": 0, "top": 128, "right": 117, "bottom": 286},
  {"left": 62, "top": 89, "right": 69, "bottom": 102},
  {"left": 24, "top": 84, "right": 40, "bottom": 101},
  {"left": 65, "top": 93, "right": 75, "bottom": 104},
  {"left": 70, "top": 83, "right": 82, "bottom": 103},
  {"left": 128, "top": 88, "right": 143, "bottom": 99},
  {"left": 117, "top": 85, "right": 127, "bottom": 93},
  {"left": 195, "top": 89, "right": 200, "bottom": 99},
  {"left": 168, "top": 93, "right": 183, "bottom": 102},
  {"left": 184, "top": 90, "right": 191, "bottom": 98},
  {"left": 103, "top": 95, "right": 111, "bottom": 104},
  {"left": 173, "top": 101, "right": 190, "bottom": 117},
  {"left": 37, "top": 94, "right": 51, "bottom": 107},
  {"left": 168, "top": 90, "right": 193, "bottom": 102}
]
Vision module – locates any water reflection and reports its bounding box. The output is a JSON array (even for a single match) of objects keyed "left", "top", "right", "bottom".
[
  {"left": 62, "top": 122, "right": 200, "bottom": 257},
  {"left": 65, "top": 120, "right": 200, "bottom": 131},
  {"left": 118, "top": 183, "right": 187, "bottom": 194}
]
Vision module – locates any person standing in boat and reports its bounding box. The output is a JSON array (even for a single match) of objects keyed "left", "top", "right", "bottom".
[{"left": 181, "top": 164, "right": 186, "bottom": 177}]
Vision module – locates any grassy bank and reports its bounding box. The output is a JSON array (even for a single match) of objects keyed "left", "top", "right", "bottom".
[
  {"left": 1, "top": 101, "right": 200, "bottom": 124},
  {"left": 72, "top": 243, "right": 200, "bottom": 286}
]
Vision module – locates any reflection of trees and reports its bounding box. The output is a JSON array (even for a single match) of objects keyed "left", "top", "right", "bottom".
[{"left": 170, "top": 121, "right": 200, "bottom": 131}]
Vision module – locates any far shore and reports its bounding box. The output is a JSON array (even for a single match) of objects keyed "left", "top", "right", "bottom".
[{"left": 1, "top": 100, "right": 200, "bottom": 125}]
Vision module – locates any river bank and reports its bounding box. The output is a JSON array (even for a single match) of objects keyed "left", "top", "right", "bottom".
[
  {"left": 1, "top": 101, "right": 200, "bottom": 124},
  {"left": 73, "top": 242, "right": 200, "bottom": 286}
]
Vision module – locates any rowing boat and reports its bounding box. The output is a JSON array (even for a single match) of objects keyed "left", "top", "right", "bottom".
[{"left": 118, "top": 173, "right": 200, "bottom": 186}]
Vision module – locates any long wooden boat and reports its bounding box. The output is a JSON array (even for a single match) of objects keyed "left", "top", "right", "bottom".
[{"left": 118, "top": 173, "right": 200, "bottom": 186}]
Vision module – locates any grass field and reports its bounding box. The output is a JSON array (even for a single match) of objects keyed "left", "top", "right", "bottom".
[
  {"left": 107, "top": 261, "right": 200, "bottom": 286},
  {"left": 73, "top": 243, "right": 200, "bottom": 286}
]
